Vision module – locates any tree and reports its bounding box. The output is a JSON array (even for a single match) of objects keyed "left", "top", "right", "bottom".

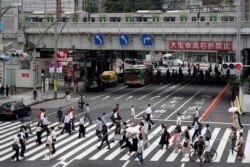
[{"left": 84, "top": 0, "right": 98, "bottom": 13}]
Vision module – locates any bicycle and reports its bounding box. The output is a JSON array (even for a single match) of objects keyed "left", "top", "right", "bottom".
[{"left": 189, "top": 149, "right": 217, "bottom": 162}]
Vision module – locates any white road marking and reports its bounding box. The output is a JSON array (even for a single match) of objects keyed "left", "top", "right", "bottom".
[
  {"left": 0, "top": 122, "right": 21, "bottom": 130},
  {"left": 150, "top": 96, "right": 160, "bottom": 100},
  {"left": 122, "top": 160, "right": 130, "bottom": 167},
  {"left": 165, "top": 90, "right": 201, "bottom": 120},
  {"left": 242, "top": 130, "right": 250, "bottom": 163},
  {"left": 181, "top": 163, "right": 185, "bottom": 167},
  {"left": 115, "top": 84, "right": 152, "bottom": 100},
  {"left": 150, "top": 125, "right": 178, "bottom": 161},
  {"left": 126, "top": 96, "right": 133, "bottom": 100},
  {"left": 215, "top": 128, "right": 231, "bottom": 162},
  {"left": 102, "top": 96, "right": 110, "bottom": 100},
  {"left": 90, "top": 86, "right": 127, "bottom": 100}
]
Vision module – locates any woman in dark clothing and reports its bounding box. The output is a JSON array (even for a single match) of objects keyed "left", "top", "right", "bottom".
[
  {"left": 128, "top": 134, "right": 138, "bottom": 156},
  {"left": 159, "top": 124, "right": 170, "bottom": 149},
  {"left": 97, "top": 124, "right": 110, "bottom": 149}
]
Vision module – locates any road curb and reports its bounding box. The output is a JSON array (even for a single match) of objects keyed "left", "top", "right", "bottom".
[{"left": 27, "top": 96, "right": 66, "bottom": 106}]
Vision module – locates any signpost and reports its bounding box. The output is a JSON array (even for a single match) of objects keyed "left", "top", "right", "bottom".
[
  {"left": 94, "top": 34, "right": 104, "bottom": 45},
  {"left": 119, "top": 34, "right": 129, "bottom": 45},
  {"left": 141, "top": 34, "right": 153, "bottom": 46}
]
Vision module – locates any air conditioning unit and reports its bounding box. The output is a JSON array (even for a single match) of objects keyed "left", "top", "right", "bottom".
[{"left": 17, "top": 33, "right": 26, "bottom": 43}]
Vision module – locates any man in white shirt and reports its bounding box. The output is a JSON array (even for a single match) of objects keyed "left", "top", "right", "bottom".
[
  {"left": 50, "top": 127, "right": 56, "bottom": 154},
  {"left": 101, "top": 112, "right": 107, "bottom": 125},
  {"left": 41, "top": 114, "right": 50, "bottom": 136},
  {"left": 61, "top": 112, "right": 71, "bottom": 135},
  {"left": 145, "top": 104, "right": 154, "bottom": 126},
  {"left": 79, "top": 115, "right": 86, "bottom": 138},
  {"left": 84, "top": 103, "right": 92, "bottom": 124},
  {"left": 176, "top": 113, "right": 182, "bottom": 132},
  {"left": 96, "top": 117, "right": 103, "bottom": 141},
  {"left": 137, "top": 136, "right": 144, "bottom": 165},
  {"left": 130, "top": 105, "right": 136, "bottom": 124},
  {"left": 11, "top": 134, "right": 21, "bottom": 161},
  {"left": 69, "top": 107, "right": 75, "bottom": 131},
  {"left": 204, "top": 136, "right": 211, "bottom": 162}
]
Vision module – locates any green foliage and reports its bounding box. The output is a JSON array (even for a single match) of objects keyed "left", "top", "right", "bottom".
[
  {"left": 84, "top": 0, "right": 98, "bottom": 13},
  {"left": 104, "top": 0, "right": 163, "bottom": 13}
]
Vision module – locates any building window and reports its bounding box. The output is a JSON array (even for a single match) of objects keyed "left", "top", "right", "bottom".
[
  {"left": 200, "top": 17, "right": 205, "bottom": 21},
  {"left": 192, "top": 17, "right": 197, "bottom": 21},
  {"left": 110, "top": 17, "right": 121, "bottom": 22},
  {"left": 20, "top": 61, "right": 30, "bottom": 69},
  {"left": 164, "top": 17, "right": 175, "bottom": 22}
]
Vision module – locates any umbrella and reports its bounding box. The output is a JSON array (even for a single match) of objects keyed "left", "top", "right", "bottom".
[
  {"left": 126, "top": 127, "right": 140, "bottom": 134},
  {"left": 228, "top": 107, "right": 238, "bottom": 113}
]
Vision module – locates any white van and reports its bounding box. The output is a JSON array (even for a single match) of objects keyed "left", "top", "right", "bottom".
[{"left": 161, "top": 54, "right": 173, "bottom": 66}]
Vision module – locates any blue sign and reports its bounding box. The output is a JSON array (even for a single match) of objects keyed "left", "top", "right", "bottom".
[
  {"left": 0, "top": 21, "right": 3, "bottom": 30},
  {"left": 119, "top": 34, "right": 129, "bottom": 45},
  {"left": 94, "top": 34, "right": 104, "bottom": 45},
  {"left": 141, "top": 34, "right": 153, "bottom": 46}
]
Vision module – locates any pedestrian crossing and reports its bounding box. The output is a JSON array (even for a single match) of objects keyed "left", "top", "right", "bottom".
[{"left": 0, "top": 121, "right": 250, "bottom": 164}]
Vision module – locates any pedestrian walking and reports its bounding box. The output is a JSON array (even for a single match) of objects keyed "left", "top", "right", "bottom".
[
  {"left": 65, "top": 89, "right": 71, "bottom": 102},
  {"left": 45, "top": 132, "right": 53, "bottom": 160},
  {"left": 203, "top": 136, "right": 211, "bottom": 162},
  {"left": 130, "top": 105, "right": 136, "bottom": 124},
  {"left": 97, "top": 124, "right": 110, "bottom": 149},
  {"left": 145, "top": 104, "right": 154, "bottom": 126},
  {"left": 232, "top": 112, "right": 241, "bottom": 129},
  {"left": 235, "top": 111, "right": 243, "bottom": 129},
  {"left": 36, "top": 125, "right": 42, "bottom": 145},
  {"left": 33, "top": 89, "right": 38, "bottom": 100},
  {"left": 182, "top": 126, "right": 191, "bottom": 157},
  {"left": 37, "top": 108, "right": 45, "bottom": 126},
  {"left": 159, "top": 124, "right": 170, "bottom": 149},
  {"left": 79, "top": 115, "right": 86, "bottom": 138},
  {"left": 176, "top": 113, "right": 182, "bottom": 132},
  {"left": 141, "top": 119, "right": 150, "bottom": 146},
  {"left": 137, "top": 135, "right": 144, "bottom": 165},
  {"left": 51, "top": 127, "right": 56, "bottom": 154},
  {"left": 41, "top": 114, "right": 50, "bottom": 136},
  {"left": 173, "top": 129, "right": 181, "bottom": 153},
  {"left": 236, "top": 132, "right": 245, "bottom": 159},
  {"left": 84, "top": 103, "right": 92, "bottom": 124},
  {"left": 196, "top": 135, "right": 205, "bottom": 166},
  {"left": 205, "top": 124, "right": 211, "bottom": 141},
  {"left": 68, "top": 107, "right": 75, "bottom": 131},
  {"left": 101, "top": 112, "right": 107, "bottom": 125},
  {"left": 192, "top": 108, "right": 199, "bottom": 125},
  {"left": 230, "top": 126, "right": 237, "bottom": 155},
  {"left": 96, "top": 117, "right": 103, "bottom": 140},
  {"left": 128, "top": 134, "right": 138, "bottom": 156},
  {"left": 57, "top": 107, "right": 64, "bottom": 128},
  {"left": 61, "top": 112, "right": 71, "bottom": 135},
  {"left": 192, "top": 118, "right": 202, "bottom": 142},
  {"left": 19, "top": 127, "right": 27, "bottom": 157},
  {"left": 5, "top": 85, "right": 9, "bottom": 97},
  {"left": 11, "top": 134, "right": 21, "bottom": 161}
]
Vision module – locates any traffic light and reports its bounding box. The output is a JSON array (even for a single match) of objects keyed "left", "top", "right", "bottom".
[
  {"left": 222, "top": 62, "right": 243, "bottom": 72},
  {"left": 0, "top": 53, "right": 10, "bottom": 61}
]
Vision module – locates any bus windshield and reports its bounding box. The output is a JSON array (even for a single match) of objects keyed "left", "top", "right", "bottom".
[{"left": 125, "top": 69, "right": 141, "bottom": 74}]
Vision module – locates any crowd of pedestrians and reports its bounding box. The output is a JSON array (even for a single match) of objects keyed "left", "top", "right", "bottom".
[{"left": 10, "top": 99, "right": 246, "bottom": 165}]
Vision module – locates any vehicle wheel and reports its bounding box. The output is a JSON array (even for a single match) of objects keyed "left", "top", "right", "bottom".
[
  {"left": 189, "top": 150, "right": 198, "bottom": 162},
  {"left": 15, "top": 114, "right": 19, "bottom": 120},
  {"left": 210, "top": 149, "right": 217, "bottom": 161}
]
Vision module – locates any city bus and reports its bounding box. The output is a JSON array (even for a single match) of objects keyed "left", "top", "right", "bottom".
[{"left": 124, "top": 65, "right": 153, "bottom": 86}]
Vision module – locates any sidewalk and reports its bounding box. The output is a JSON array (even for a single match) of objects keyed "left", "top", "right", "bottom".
[
  {"left": 0, "top": 80, "right": 85, "bottom": 106},
  {"left": 240, "top": 83, "right": 250, "bottom": 113}
]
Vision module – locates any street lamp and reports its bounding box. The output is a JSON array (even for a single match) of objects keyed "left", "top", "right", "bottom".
[{"left": 33, "top": 11, "right": 83, "bottom": 99}]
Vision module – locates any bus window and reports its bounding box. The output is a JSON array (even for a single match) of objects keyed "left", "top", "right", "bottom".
[
  {"left": 209, "top": 13, "right": 217, "bottom": 22},
  {"left": 99, "top": 15, "right": 106, "bottom": 22},
  {"left": 180, "top": 13, "right": 187, "bottom": 22}
]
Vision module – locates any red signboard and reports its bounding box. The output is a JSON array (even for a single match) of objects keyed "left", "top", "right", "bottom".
[
  {"left": 57, "top": 50, "right": 69, "bottom": 61},
  {"left": 21, "top": 73, "right": 29, "bottom": 78},
  {"left": 169, "top": 41, "right": 232, "bottom": 51}
]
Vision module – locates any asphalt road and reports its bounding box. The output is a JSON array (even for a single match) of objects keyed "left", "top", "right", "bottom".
[{"left": 1, "top": 75, "right": 250, "bottom": 167}]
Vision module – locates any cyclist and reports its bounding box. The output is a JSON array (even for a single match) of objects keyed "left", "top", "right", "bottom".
[
  {"left": 203, "top": 136, "right": 211, "bottom": 162},
  {"left": 193, "top": 135, "right": 205, "bottom": 166}
]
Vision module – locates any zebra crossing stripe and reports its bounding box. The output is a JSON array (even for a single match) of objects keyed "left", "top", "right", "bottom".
[
  {"left": 165, "top": 126, "right": 189, "bottom": 162},
  {"left": 214, "top": 128, "right": 231, "bottom": 162},
  {"left": 58, "top": 122, "right": 112, "bottom": 161},
  {"left": 151, "top": 126, "right": 189, "bottom": 161},
  {"left": 119, "top": 125, "right": 162, "bottom": 161},
  {"left": 181, "top": 128, "right": 207, "bottom": 162},
  {"left": 195, "top": 128, "right": 220, "bottom": 162},
  {"left": 242, "top": 130, "right": 250, "bottom": 163},
  {"left": 0, "top": 125, "right": 37, "bottom": 145},
  {"left": 0, "top": 122, "right": 14, "bottom": 127},
  {"left": 0, "top": 122, "right": 59, "bottom": 158},
  {"left": 0, "top": 122, "right": 21, "bottom": 132},
  {"left": 89, "top": 125, "right": 139, "bottom": 161},
  {"left": 29, "top": 123, "right": 97, "bottom": 161}
]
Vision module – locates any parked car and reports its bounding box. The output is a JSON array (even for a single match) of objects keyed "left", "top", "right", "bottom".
[
  {"left": 171, "top": 59, "right": 184, "bottom": 66},
  {"left": 0, "top": 101, "right": 31, "bottom": 120},
  {"left": 85, "top": 78, "right": 105, "bottom": 92}
]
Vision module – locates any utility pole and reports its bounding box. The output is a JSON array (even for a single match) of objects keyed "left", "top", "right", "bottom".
[
  {"left": 236, "top": 0, "right": 241, "bottom": 63},
  {"left": 54, "top": 0, "right": 62, "bottom": 99}
]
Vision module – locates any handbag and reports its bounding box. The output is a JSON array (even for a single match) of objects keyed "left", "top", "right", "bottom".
[{"left": 12, "top": 143, "right": 19, "bottom": 150}]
